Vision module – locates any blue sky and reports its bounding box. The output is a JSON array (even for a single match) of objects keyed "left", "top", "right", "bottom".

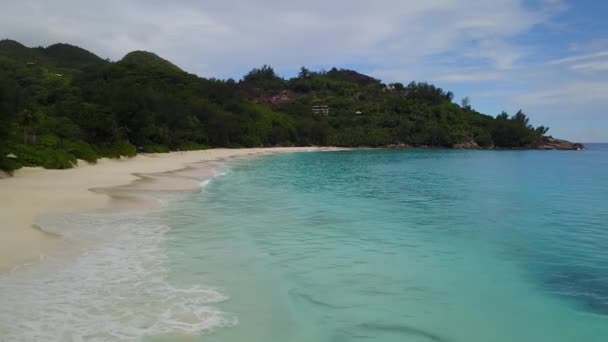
[{"left": 1, "top": 0, "right": 607, "bottom": 141}]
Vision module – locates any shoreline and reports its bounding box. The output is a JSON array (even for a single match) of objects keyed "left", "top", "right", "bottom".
[{"left": 0, "top": 147, "right": 337, "bottom": 272}]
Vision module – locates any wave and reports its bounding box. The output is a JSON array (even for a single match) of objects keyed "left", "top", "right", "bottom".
[
  {"left": 0, "top": 209, "right": 236, "bottom": 341},
  {"left": 199, "top": 168, "right": 231, "bottom": 188}
]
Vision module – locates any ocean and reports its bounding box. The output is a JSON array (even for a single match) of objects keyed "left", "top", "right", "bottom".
[{"left": 1, "top": 146, "right": 608, "bottom": 341}]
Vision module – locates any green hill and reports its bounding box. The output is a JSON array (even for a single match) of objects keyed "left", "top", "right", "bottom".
[
  {"left": 119, "top": 51, "right": 182, "bottom": 72},
  {"left": 0, "top": 39, "right": 45, "bottom": 63},
  {"left": 0, "top": 39, "right": 107, "bottom": 72},
  {"left": 0, "top": 40, "right": 560, "bottom": 173},
  {"left": 43, "top": 43, "right": 107, "bottom": 70}
]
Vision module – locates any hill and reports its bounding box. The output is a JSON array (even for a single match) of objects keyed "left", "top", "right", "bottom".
[
  {"left": 44, "top": 43, "right": 107, "bottom": 70},
  {"left": 119, "top": 51, "right": 182, "bottom": 72},
  {"left": 0, "top": 40, "right": 580, "bottom": 173},
  {"left": 0, "top": 39, "right": 107, "bottom": 72}
]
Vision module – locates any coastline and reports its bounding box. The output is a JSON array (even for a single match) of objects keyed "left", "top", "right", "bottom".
[
  {"left": 0, "top": 147, "right": 335, "bottom": 272},
  {"left": 0, "top": 142, "right": 582, "bottom": 272},
  {"left": 386, "top": 137, "right": 585, "bottom": 150}
]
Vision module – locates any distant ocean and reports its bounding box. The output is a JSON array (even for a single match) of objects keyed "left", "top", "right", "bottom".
[{"left": 2, "top": 145, "right": 608, "bottom": 341}]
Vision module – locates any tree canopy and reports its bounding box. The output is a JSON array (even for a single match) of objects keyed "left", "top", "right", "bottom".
[{"left": 0, "top": 39, "right": 553, "bottom": 173}]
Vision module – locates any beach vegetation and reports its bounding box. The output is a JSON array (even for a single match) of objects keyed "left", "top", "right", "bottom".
[
  {"left": 142, "top": 144, "right": 170, "bottom": 153},
  {"left": 8, "top": 143, "right": 76, "bottom": 169},
  {"left": 95, "top": 141, "right": 137, "bottom": 159}
]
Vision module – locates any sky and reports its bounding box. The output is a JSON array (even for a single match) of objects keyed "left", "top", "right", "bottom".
[{"left": 1, "top": 0, "right": 607, "bottom": 142}]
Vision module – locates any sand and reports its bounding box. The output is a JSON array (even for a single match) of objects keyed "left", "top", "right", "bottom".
[{"left": 0, "top": 147, "right": 331, "bottom": 271}]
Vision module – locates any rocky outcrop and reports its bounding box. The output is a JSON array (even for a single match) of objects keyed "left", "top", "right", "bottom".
[
  {"left": 453, "top": 139, "right": 481, "bottom": 149},
  {"left": 385, "top": 137, "right": 584, "bottom": 150},
  {"left": 386, "top": 143, "right": 413, "bottom": 149},
  {"left": 535, "top": 137, "right": 584, "bottom": 150}
]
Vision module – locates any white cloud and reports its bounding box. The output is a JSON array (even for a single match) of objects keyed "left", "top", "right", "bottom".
[
  {"left": 543, "top": 49, "right": 608, "bottom": 76},
  {"left": 0, "top": 0, "right": 565, "bottom": 78},
  {"left": 439, "top": 70, "right": 505, "bottom": 82},
  {"left": 515, "top": 81, "right": 608, "bottom": 106},
  {"left": 548, "top": 50, "right": 608, "bottom": 65},
  {"left": 571, "top": 60, "right": 608, "bottom": 72}
]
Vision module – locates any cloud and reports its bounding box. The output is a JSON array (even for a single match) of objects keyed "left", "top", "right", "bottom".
[
  {"left": 514, "top": 81, "right": 608, "bottom": 106},
  {"left": 542, "top": 49, "right": 608, "bottom": 77},
  {"left": 0, "top": 0, "right": 565, "bottom": 78},
  {"left": 548, "top": 50, "right": 608, "bottom": 65},
  {"left": 439, "top": 70, "right": 505, "bottom": 82},
  {"left": 571, "top": 60, "right": 608, "bottom": 72}
]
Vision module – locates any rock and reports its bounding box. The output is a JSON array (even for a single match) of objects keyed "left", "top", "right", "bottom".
[
  {"left": 453, "top": 139, "right": 480, "bottom": 149},
  {"left": 536, "top": 137, "right": 584, "bottom": 150},
  {"left": 384, "top": 137, "right": 583, "bottom": 150},
  {"left": 386, "top": 143, "right": 412, "bottom": 149}
]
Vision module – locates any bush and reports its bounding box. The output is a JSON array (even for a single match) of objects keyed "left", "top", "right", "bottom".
[
  {"left": 474, "top": 129, "right": 494, "bottom": 148},
  {"left": 96, "top": 141, "right": 137, "bottom": 158},
  {"left": 38, "top": 134, "right": 60, "bottom": 148},
  {"left": 0, "top": 156, "right": 20, "bottom": 174},
  {"left": 117, "top": 141, "right": 137, "bottom": 157},
  {"left": 7, "top": 144, "right": 76, "bottom": 169},
  {"left": 63, "top": 140, "right": 99, "bottom": 163},
  {"left": 142, "top": 144, "right": 170, "bottom": 153},
  {"left": 41, "top": 149, "right": 77, "bottom": 169},
  {"left": 174, "top": 142, "right": 209, "bottom": 151}
]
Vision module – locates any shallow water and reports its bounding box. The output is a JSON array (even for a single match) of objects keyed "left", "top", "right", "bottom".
[{"left": 2, "top": 147, "right": 608, "bottom": 341}]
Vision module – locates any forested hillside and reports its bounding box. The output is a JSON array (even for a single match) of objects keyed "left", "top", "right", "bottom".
[{"left": 0, "top": 40, "right": 554, "bottom": 173}]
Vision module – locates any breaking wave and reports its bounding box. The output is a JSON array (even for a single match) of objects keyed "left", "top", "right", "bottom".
[{"left": 0, "top": 209, "right": 236, "bottom": 341}]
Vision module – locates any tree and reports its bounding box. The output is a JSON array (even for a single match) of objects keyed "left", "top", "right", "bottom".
[
  {"left": 535, "top": 125, "right": 549, "bottom": 136},
  {"left": 446, "top": 91, "right": 454, "bottom": 102},
  {"left": 242, "top": 65, "right": 284, "bottom": 91},
  {"left": 512, "top": 110, "right": 530, "bottom": 126},
  {"left": 298, "top": 67, "right": 311, "bottom": 79},
  {"left": 461, "top": 96, "right": 471, "bottom": 110},
  {"left": 244, "top": 65, "right": 279, "bottom": 82},
  {"left": 497, "top": 111, "right": 509, "bottom": 120},
  {"left": 389, "top": 82, "right": 405, "bottom": 91},
  {"left": 19, "top": 109, "right": 44, "bottom": 144}
]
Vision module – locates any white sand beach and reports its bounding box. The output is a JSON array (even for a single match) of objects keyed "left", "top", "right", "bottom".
[{"left": 0, "top": 147, "right": 330, "bottom": 271}]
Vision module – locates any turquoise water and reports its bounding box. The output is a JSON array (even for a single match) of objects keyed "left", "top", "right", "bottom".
[
  {"left": 158, "top": 146, "right": 608, "bottom": 341},
  {"left": 2, "top": 147, "right": 608, "bottom": 341}
]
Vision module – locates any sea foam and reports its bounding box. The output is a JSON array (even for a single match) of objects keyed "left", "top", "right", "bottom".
[{"left": 0, "top": 208, "right": 236, "bottom": 341}]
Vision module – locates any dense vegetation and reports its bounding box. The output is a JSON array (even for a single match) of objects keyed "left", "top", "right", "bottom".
[{"left": 0, "top": 39, "right": 551, "bottom": 173}]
